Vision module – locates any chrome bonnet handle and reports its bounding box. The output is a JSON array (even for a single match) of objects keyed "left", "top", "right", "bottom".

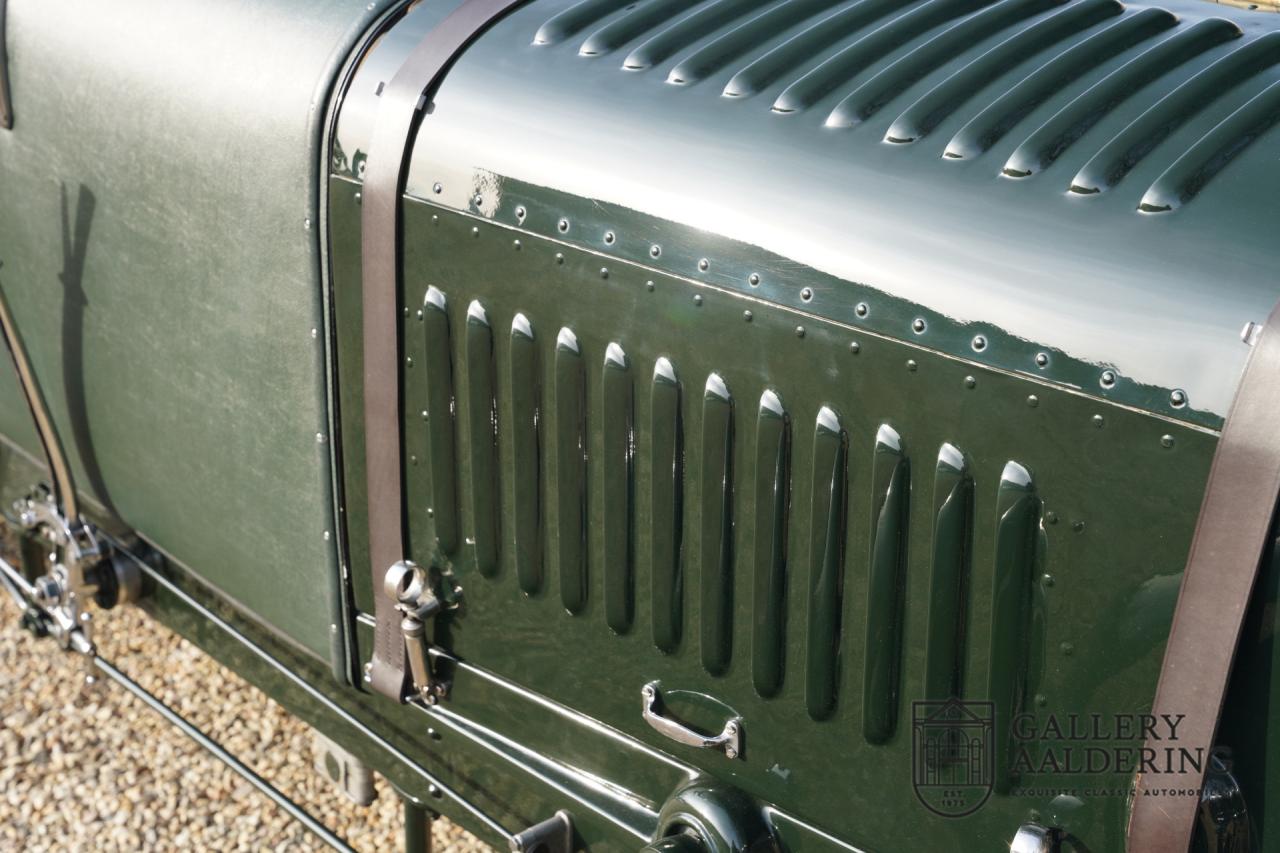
[{"left": 641, "top": 682, "right": 741, "bottom": 760}]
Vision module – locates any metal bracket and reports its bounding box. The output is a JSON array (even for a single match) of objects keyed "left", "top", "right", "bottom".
[
  {"left": 313, "top": 731, "right": 376, "bottom": 807},
  {"left": 384, "top": 560, "right": 449, "bottom": 704},
  {"left": 0, "top": 278, "right": 139, "bottom": 651},
  {"left": 510, "top": 811, "right": 573, "bottom": 853}
]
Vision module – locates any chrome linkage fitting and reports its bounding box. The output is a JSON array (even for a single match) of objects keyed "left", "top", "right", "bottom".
[
  {"left": 9, "top": 484, "right": 140, "bottom": 652},
  {"left": 384, "top": 560, "right": 449, "bottom": 705}
]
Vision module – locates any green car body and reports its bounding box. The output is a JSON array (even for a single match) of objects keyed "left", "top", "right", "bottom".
[{"left": 1, "top": 0, "right": 1279, "bottom": 849}]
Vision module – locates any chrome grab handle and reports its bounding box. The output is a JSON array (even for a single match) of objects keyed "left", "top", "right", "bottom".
[{"left": 641, "top": 682, "right": 742, "bottom": 760}]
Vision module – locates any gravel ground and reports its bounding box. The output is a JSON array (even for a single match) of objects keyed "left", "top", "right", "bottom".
[{"left": 0, "top": 591, "right": 491, "bottom": 852}]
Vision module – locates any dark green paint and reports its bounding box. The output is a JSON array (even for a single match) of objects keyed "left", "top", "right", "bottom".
[
  {"left": 0, "top": 0, "right": 407, "bottom": 661},
  {"left": 327, "top": 181, "right": 1224, "bottom": 850}
]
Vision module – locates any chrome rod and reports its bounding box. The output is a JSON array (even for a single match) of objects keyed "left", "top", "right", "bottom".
[
  {"left": 112, "top": 542, "right": 515, "bottom": 844},
  {"left": 0, "top": 283, "right": 79, "bottom": 521},
  {"left": 90, "top": 654, "right": 357, "bottom": 853},
  {"left": 0, "top": 552, "right": 354, "bottom": 851}
]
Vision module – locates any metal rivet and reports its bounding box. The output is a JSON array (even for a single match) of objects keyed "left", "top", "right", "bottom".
[
  {"left": 471, "top": 226, "right": 480, "bottom": 237},
  {"left": 906, "top": 359, "right": 917, "bottom": 372},
  {"left": 604, "top": 231, "right": 616, "bottom": 246},
  {"left": 1046, "top": 511, "right": 1058, "bottom": 525},
  {"left": 431, "top": 214, "right": 438, "bottom": 225},
  {"left": 1072, "top": 520, "right": 1085, "bottom": 533},
  {"left": 600, "top": 267, "right": 609, "bottom": 279},
  {"left": 558, "top": 218, "right": 570, "bottom": 233},
  {"left": 316, "top": 433, "right": 327, "bottom": 444},
  {"left": 1242, "top": 320, "right": 1261, "bottom": 346},
  {"left": 1161, "top": 434, "right": 1175, "bottom": 449},
  {"left": 1042, "top": 574, "right": 1055, "bottom": 587},
  {"left": 1060, "top": 642, "right": 1074, "bottom": 656},
  {"left": 555, "top": 252, "right": 565, "bottom": 265},
  {"left": 912, "top": 318, "right": 926, "bottom": 333},
  {"left": 323, "top": 530, "right": 332, "bottom": 542},
  {"left": 415, "top": 309, "right": 423, "bottom": 320},
  {"left": 303, "top": 218, "right": 312, "bottom": 231},
  {"left": 1099, "top": 369, "right": 1117, "bottom": 388},
  {"left": 472, "top": 194, "right": 482, "bottom": 207},
  {"left": 310, "top": 328, "right": 318, "bottom": 339},
  {"left": 971, "top": 334, "right": 987, "bottom": 352},
  {"left": 1169, "top": 389, "right": 1187, "bottom": 408},
  {"left": 1035, "top": 352, "right": 1049, "bottom": 368},
  {"left": 421, "top": 410, "right": 429, "bottom": 421},
  {"left": 515, "top": 205, "right": 526, "bottom": 221},
  {"left": 512, "top": 239, "right": 522, "bottom": 250},
  {"left": 698, "top": 258, "right": 710, "bottom": 272},
  {"left": 801, "top": 287, "right": 814, "bottom": 302},
  {"left": 354, "top": 192, "right": 362, "bottom": 205},
  {"left": 650, "top": 244, "right": 661, "bottom": 258},
  {"left": 693, "top": 294, "right": 703, "bottom": 306},
  {"left": 795, "top": 326, "right": 806, "bottom": 338},
  {"left": 409, "top": 455, "right": 418, "bottom": 466},
  {"left": 405, "top": 356, "right": 413, "bottom": 367},
  {"left": 426, "top": 508, "right": 434, "bottom": 518},
  {"left": 855, "top": 302, "right": 869, "bottom": 318},
  {"left": 1027, "top": 394, "right": 1039, "bottom": 408},
  {"left": 646, "top": 280, "right": 655, "bottom": 292},
  {"left": 1092, "top": 414, "right": 1105, "bottom": 429},
  {"left": 749, "top": 273, "right": 760, "bottom": 286},
  {"left": 964, "top": 375, "right": 976, "bottom": 389},
  {"left": 849, "top": 341, "right": 860, "bottom": 354},
  {"left": 428, "top": 785, "right": 442, "bottom": 799},
  {"left": 403, "top": 307, "right": 410, "bottom": 317},
  {"left": 743, "top": 310, "right": 753, "bottom": 322},
  {"left": 432, "top": 182, "right": 442, "bottom": 194}
]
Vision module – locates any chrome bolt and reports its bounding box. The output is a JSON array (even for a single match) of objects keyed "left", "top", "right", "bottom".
[
  {"left": 698, "top": 258, "right": 710, "bottom": 272},
  {"left": 971, "top": 335, "right": 987, "bottom": 352},
  {"left": 1100, "top": 369, "right": 1117, "bottom": 388},
  {"left": 855, "top": 302, "right": 869, "bottom": 318},
  {"left": 912, "top": 318, "right": 926, "bottom": 333},
  {"left": 1170, "top": 389, "right": 1187, "bottom": 408}
]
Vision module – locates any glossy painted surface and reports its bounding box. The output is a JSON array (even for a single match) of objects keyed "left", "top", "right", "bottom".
[
  {"left": 335, "top": 0, "right": 1280, "bottom": 428},
  {"left": 0, "top": 0, "right": 406, "bottom": 659},
  {"left": 326, "top": 1, "right": 1280, "bottom": 846},
  {"left": 328, "top": 179, "right": 1218, "bottom": 850}
]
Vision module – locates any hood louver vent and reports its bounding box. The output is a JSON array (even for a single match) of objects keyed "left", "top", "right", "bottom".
[{"left": 534, "top": 0, "right": 1280, "bottom": 213}]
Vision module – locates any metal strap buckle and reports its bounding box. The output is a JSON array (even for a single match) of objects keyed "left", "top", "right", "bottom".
[{"left": 384, "top": 561, "right": 447, "bottom": 704}]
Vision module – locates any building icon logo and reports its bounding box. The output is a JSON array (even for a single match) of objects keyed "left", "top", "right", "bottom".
[{"left": 912, "top": 698, "right": 995, "bottom": 818}]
